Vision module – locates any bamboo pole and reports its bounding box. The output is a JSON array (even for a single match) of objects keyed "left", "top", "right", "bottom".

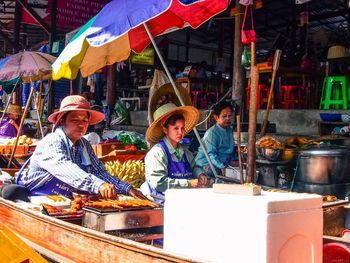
[
  {"left": 246, "top": 42, "right": 258, "bottom": 183},
  {"left": 8, "top": 85, "right": 35, "bottom": 168},
  {"left": 260, "top": 49, "right": 281, "bottom": 137}
]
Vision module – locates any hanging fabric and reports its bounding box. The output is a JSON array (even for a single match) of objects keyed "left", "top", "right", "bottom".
[{"left": 241, "top": 4, "right": 256, "bottom": 45}]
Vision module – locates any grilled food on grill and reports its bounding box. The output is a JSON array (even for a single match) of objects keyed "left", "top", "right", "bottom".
[{"left": 85, "top": 198, "right": 159, "bottom": 209}]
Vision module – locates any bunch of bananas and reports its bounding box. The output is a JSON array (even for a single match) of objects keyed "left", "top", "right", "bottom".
[
  {"left": 4, "top": 135, "right": 33, "bottom": 146},
  {"left": 105, "top": 160, "right": 145, "bottom": 188}
]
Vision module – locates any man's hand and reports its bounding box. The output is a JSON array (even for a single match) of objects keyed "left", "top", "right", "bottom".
[
  {"left": 99, "top": 183, "right": 117, "bottom": 199},
  {"left": 128, "top": 188, "right": 147, "bottom": 199},
  {"left": 189, "top": 179, "right": 199, "bottom": 188},
  {"left": 198, "top": 174, "right": 209, "bottom": 187}
]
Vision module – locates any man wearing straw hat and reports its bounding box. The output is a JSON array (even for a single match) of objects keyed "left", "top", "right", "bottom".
[
  {"left": 16, "top": 95, "right": 145, "bottom": 200},
  {"left": 0, "top": 104, "right": 23, "bottom": 139},
  {"left": 140, "top": 103, "right": 209, "bottom": 203}
]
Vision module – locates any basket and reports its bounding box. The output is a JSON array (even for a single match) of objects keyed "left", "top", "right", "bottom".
[{"left": 327, "top": 46, "right": 347, "bottom": 59}]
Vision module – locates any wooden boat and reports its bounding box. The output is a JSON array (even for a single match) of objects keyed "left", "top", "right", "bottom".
[{"left": 0, "top": 197, "right": 198, "bottom": 263}]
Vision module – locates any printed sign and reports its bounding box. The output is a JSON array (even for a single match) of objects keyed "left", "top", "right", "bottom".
[
  {"left": 131, "top": 48, "right": 155, "bottom": 65},
  {"left": 21, "top": 0, "right": 109, "bottom": 30}
]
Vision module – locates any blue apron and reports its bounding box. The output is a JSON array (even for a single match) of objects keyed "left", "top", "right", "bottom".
[
  {"left": 147, "top": 140, "right": 194, "bottom": 204},
  {"left": 16, "top": 128, "right": 92, "bottom": 198}
]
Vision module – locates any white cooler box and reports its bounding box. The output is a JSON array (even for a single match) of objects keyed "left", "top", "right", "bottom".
[{"left": 164, "top": 188, "right": 322, "bottom": 263}]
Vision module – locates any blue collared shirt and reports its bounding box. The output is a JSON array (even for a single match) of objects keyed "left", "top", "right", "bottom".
[
  {"left": 18, "top": 128, "right": 131, "bottom": 195},
  {"left": 195, "top": 124, "right": 235, "bottom": 169}
]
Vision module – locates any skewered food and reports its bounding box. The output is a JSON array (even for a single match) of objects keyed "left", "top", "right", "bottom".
[{"left": 85, "top": 198, "right": 159, "bottom": 210}]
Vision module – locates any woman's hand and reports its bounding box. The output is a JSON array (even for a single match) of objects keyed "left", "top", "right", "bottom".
[
  {"left": 198, "top": 174, "right": 209, "bottom": 187},
  {"left": 99, "top": 183, "right": 117, "bottom": 199},
  {"left": 128, "top": 188, "right": 147, "bottom": 199}
]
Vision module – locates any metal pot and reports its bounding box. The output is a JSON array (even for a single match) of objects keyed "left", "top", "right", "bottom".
[{"left": 296, "top": 146, "right": 350, "bottom": 184}]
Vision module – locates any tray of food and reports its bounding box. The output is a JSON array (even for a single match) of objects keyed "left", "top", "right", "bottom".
[
  {"left": 83, "top": 198, "right": 160, "bottom": 213},
  {"left": 41, "top": 203, "right": 84, "bottom": 222}
]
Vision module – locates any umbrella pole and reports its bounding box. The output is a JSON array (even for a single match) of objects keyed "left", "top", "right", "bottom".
[
  {"left": 143, "top": 23, "right": 219, "bottom": 179},
  {"left": 8, "top": 85, "right": 35, "bottom": 168},
  {"left": 0, "top": 77, "right": 22, "bottom": 125},
  {"left": 36, "top": 78, "right": 44, "bottom": 138}
]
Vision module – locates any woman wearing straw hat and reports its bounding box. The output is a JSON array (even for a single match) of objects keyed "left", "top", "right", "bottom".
[
  {"left": 141, "top": 103, "right": 209, "bottom": 203},
  {"left": 0, "top": 104, "right": 23, "bottom": 139},
  {"left": 15, "top": 95, "right": 145, "bottom": 200}
]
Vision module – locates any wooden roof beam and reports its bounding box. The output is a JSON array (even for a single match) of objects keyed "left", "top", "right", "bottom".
[
  {"left": 16, "top": 0, "right": 50, "bottom": 34},
  {"left": 0, "top": 27, "right": 19, "bottom": 51}
]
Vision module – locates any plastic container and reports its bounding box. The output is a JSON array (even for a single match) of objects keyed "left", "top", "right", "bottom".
[
  {"left": 320, "top": 113, "right": 342, "bottom": 122},
  {"left": 323, "top": 243, "right": 350, "bottom": 263}
]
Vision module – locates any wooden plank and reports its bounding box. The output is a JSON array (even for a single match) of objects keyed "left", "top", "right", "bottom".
[{"left": 213, "top": 183, "right": 261, "bottom": 196}]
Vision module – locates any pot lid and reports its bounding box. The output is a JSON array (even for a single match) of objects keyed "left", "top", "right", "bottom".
[{"left": 299, "top": 145, "right": 350, "bottom": 156}]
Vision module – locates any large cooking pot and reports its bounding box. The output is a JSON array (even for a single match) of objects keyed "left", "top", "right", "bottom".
[{"left": 296, "top": 145, "right": 350, "bottom": 184}]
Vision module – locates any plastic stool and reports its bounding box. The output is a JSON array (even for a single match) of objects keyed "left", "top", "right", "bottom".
[
  {"left": 246, "top": 84, "right": 270, "bottom": 110},
  {"left": 191, "top": 90, "right": 207, "bottom": 109},
  {"left": 320, "top": 76, "right": 349, "bottom": 109},
  {"left": 279, "top": 85, "right": 303, "bottom": 109}
]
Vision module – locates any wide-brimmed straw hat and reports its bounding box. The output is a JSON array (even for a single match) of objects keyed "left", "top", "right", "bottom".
[
  {"left": 146, "top": 103, "right": 199, "bottom": 143},
  {"left": 149, "top": 83, "right": 192, "bottom": 122},
  {"left": 48, "top": 95, "right": 104, "bottom": 127},
  {"left": 2, "top": 104, "right": 21, "bottom": 116}
]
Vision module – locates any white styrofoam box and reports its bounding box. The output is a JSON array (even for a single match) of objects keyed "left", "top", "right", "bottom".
[{"left": 164, "top": 189, "right": 322, "bottom": 263}]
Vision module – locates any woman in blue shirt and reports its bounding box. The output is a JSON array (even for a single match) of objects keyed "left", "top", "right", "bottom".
[{"left": 195, "top": 101, "right": 235, "bottom": 178}]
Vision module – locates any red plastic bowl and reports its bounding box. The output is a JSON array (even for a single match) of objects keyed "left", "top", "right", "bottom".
[{"left": 323, "top": 243, "right": 350, "bottom": 263}]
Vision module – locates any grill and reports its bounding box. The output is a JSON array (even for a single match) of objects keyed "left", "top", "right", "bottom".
[{"left": 82, "top": 206, "right": 163, "bottom": 232}]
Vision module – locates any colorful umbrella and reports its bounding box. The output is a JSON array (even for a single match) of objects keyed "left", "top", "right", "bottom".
[
  {"left": 52, "top": 0, "right": 229, "bottom": 80},
  {"left": 0, "top": 51, "right": 56, "bottom": 88},
  {"left": 53, "top": 0, "right": 229, "bottom": 179}
]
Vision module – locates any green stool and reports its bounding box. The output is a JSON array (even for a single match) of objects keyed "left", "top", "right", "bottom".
[{"left": 319, "top": 76, "right": 349, "bottom": 109}]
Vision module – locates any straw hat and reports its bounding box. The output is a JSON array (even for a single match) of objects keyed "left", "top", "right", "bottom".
[
  {"left": 2, "top": 104, "right": 21, "bottom": 116},
  {"left": 149, "top": 83, "right": 192, "bottom": 122},
  {"left": 146, "top": 103, "right": 199, "bottom": 143},
  {"left": 48, "top": 95, "right": 104, "bottom": 127}
]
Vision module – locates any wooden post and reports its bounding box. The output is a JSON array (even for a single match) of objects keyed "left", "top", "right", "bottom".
[
  {"left": 246, "top": 42, "right": 258, "bottom": 183},
  {"left": 232, "top": 1, "right": 245, "bottom": 106}
]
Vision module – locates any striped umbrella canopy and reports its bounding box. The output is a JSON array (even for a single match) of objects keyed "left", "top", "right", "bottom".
[
  {"left": 52, "top": 0, "right": 229, "bottom": 80},
  {"left": 0, "top": 51, "right": 56, "bottom": 89}
]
